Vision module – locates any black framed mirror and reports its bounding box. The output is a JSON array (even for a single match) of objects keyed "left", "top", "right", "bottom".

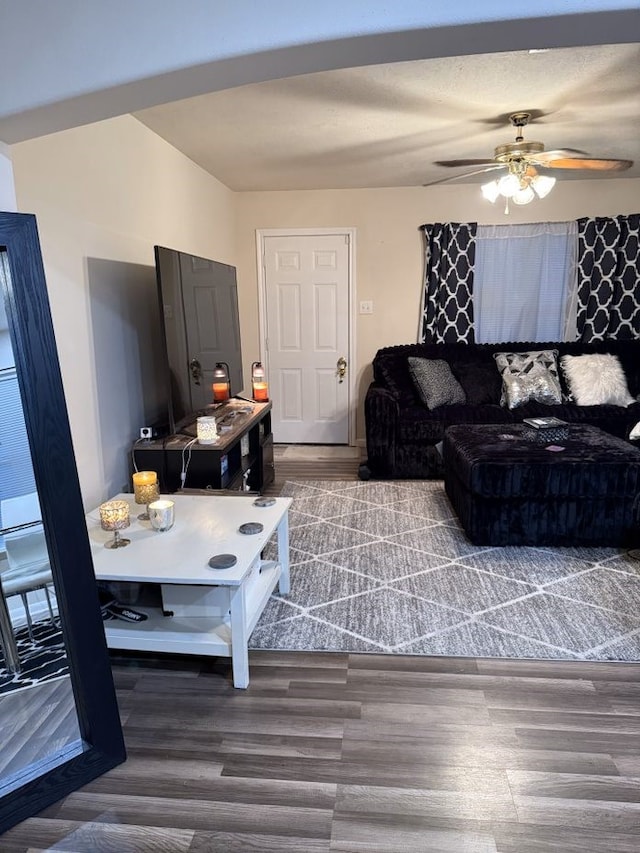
[{"left": 0, "top": 213, "right": 125, "bottom": 834}]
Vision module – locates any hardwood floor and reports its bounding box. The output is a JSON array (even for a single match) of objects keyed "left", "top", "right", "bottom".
[
  {"left": 3, "top": 454, "right": 640, "bottom": 851},
  {"left": 3, "top": 652, "right": 640, "bottom": 851},
  {"left": 267, "top": 447, "right": 363, "bottom": 493}
]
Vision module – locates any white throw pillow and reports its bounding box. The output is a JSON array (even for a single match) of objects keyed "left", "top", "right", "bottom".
[{"left": 560, "top": 353, "right": 635, "bottom": 407}]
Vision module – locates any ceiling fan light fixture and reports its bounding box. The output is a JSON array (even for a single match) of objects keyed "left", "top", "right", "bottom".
[
  {"left": 511, "top": 184, "right": 536, "bottom": 205},
  {"left": 481, "top": 180, "right": 500, "bottom": 203},
  {"left": 497, "top": 173, "right": 521, "bottom": 197},
  {"left": 531, "top": 174, "right": 556, "bottom": 198}
]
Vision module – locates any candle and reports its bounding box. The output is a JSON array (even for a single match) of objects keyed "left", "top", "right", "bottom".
[
  {"left": 212, "top": 382, "right": 230, "bottom": 402},
  {"left": 252, "top": 382, "right": 269, "bottom": 402},
  {"left": 99, "top": 500, "right": 131, "bottom": 549},
  {"left": 132, "top": 471, "right": 157, "bottom": 487},
  {"left": 99, "top": 500, "right": 130, "bottom": 530},
  {"left": 148, "top": 499, "right": 175, "bottom": 532}
]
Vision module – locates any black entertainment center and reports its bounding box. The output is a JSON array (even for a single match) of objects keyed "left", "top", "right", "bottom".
[{"left": 134, "top": 399, "right": 274, "bottom": 494}]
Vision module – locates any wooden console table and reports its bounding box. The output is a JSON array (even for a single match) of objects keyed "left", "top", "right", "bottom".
[{"left": 86, "top": 493, "right": 290, "bottom": 688}]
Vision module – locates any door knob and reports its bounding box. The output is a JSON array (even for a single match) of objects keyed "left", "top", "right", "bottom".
[
  {"left": 336, "top": 356, "right": 347, "bottom": 383},
  {"left": 189, "top": 358, "right": 202, "bottom": 385}
]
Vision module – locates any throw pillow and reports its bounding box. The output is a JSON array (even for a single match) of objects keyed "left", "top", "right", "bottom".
[
  {"left": 560, "top": 353, "right": 635, "bottom": 406},
  {"left": 449, "top": 360, "right": 503, "bottom": 406},
  {"left": 408, "top": 357, "right": 466, "bottom": 410},
  {"left": 493, "top": 349, "right": 563, "bottom": 409}
]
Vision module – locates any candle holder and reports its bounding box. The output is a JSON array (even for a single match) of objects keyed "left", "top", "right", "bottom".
[
  {"left": 133, "top": 480, "right": 160, "bottom": 520},
  {"left": 148, "top": 499, "right": 175, "bottom": 532},
  {"left": 132, "top": 471, "right": 159, "bottom": 520},
  {"left": 197, "top": 415, "right": 218, "bottom": 445},
  {"left": 99, "top": 500, "right": 131, "bottom": 549},
  {"left": 251, "top": 361, "right": 269, "bottom": 402},
  {"left": 212, "top": 362, "right": 231, "bottom": 402}
]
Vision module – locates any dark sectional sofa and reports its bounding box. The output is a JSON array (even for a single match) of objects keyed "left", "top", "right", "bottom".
[{"left": 363, "top": 339, "right": 640, "bottom": 479}]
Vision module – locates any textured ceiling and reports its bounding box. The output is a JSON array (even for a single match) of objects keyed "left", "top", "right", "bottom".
[{"left": 134, "top": 43, "right": 640, "bottom": 191}]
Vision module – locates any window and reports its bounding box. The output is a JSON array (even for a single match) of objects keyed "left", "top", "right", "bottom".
[
  {"left": 473, "top": 221, "right": 578, "bottom": 343},
  {"left": 0, "top": 366, "right": 37, "bottom": 540}
]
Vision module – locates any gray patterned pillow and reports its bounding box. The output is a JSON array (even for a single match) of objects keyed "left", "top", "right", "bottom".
[
  {"left": 408, "top": 357, "right": 466, "bottom": 410},
  {"left": 493, "top": 349, "right": 562, "bottom": 409}
]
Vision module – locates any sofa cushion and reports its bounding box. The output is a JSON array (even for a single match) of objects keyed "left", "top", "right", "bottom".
[
  {"left": 408, "top": 358, "right": 466, "bottom": 410},
  {"left": 560, "top": 353, "right": 635, "bottom": 407},
  {"left": 494, "top": 349, "right": 563, "bottom": 408},
  {"left": 449, "top": 359, "right": 502, "bottom": 405}
]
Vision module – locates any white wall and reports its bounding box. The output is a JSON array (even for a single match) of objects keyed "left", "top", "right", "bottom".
[
  {"left": 0, "top": 144, "right": 16, "bottom": 394},
  {"left": 0, "top": 144, "right": 17, "bottom": 212},
  {"left": 11, "top": 115, "right": 236, "bottom": 508},
  {"left": 236, "top": 177, "right": 640, "bottom": 441}
]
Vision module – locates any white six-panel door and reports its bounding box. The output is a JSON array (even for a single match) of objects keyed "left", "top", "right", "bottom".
[{"left": 261, "top": 233, "right": 351, "bottom": 444}]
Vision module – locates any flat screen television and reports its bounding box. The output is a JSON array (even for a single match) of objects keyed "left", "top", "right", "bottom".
[{"left": 154, "top": 245, "right": 245, "bottom": 435}]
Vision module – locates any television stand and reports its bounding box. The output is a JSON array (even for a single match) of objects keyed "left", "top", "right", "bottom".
[{"left": 133, "top": 401, "right": 274, "bottom": 493}]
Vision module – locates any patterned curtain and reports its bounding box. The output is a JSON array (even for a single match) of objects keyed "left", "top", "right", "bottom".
[
  {"left": 576, "top": 214, "right": 640, "bottom": 341},
  {"left": 419, "top": 222, "right": 477, "bottom": 343}
]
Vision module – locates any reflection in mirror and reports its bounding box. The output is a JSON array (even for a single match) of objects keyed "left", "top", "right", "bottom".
[
  {"left": 0, "top": 256, "right": 81, "bottom": 796},
  {"left": 0, "top": 215, "right": 124, "bottom": 835}
]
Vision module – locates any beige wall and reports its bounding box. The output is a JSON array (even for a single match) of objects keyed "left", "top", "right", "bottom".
[
  {"left": 11, "top": 115, "right": 236, "bottom": 508},
  {"left": 236, "top": 178, "right": 640, "bottom": 441},
  {"left": 10, "top": 111, "right": 640, "bottom": 502}
]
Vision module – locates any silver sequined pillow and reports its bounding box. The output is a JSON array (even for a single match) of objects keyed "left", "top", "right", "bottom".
[
  {"left": 493, "top": 349, "right": 562, "bottom": 409},
  {"left": 408, "top": 357, "right": 466, "bottom": 410}
]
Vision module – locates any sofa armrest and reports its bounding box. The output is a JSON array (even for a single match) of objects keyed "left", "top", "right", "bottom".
[{"left": 364, "top": 384, "right": 399, "bottom": 477}]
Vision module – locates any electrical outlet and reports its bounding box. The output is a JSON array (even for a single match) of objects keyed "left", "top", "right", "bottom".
[
  {"left": 140, "top": 427, "right": 152, "bottom": 439},
  {"left": 359, "top": 300, "right": 373, "bottom": 314}
]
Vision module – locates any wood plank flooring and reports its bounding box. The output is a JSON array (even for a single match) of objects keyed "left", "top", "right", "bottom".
[
  {"left": 3, "top": 454, "right": 640, "bottom": 850},
  {"left": 3, "top": 651, "right": 640, "bottom": 851},
  {"left": 266, "top": 449, "right": 363, "bottom": 493}
]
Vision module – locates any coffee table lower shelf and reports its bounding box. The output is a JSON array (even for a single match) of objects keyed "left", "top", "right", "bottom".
[{"left": 103, "top": 560, "right": 281, "bottom": 687}]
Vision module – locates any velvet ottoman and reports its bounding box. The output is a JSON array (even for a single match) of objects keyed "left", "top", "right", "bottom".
[{"left": 443, "top": 423, "right": 640, "bottom": 546}]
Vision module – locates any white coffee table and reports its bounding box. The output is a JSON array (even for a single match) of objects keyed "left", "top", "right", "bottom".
[{"left": 86, "top": 493, "right": 291, "bottom": 688}]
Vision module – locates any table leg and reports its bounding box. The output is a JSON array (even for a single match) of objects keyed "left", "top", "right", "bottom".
[
  {"left": 229, "top": 582, "right": 249, "bottom": 688},
  {"left": 277, "top": 512, "right": 290, "bottom": 595},
  {"left": 0, "top": 585, "right": 21, "bottom": 673}
]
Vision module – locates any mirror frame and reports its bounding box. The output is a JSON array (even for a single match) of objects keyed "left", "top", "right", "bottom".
[{"left": 0, "top": 213, "right": 125, "bottom": 834}]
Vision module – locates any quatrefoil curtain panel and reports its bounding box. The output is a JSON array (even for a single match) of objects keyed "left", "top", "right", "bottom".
[
  {"left": 576, "top": 214, "right": 640, "bottom": 341},
  {"left": 419, "top": 222, "right": 477, "bottom": 344},
  {"left": 419, "top": 214, "right": 640, "bottom": 344}
]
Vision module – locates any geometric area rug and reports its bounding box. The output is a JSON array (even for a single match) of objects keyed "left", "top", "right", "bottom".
[
  {"left": 0, "top": 619, "right": 69, "bottom": 697},
  {"left": 249, "top": 480, "right": 640, "bottom": 662}
]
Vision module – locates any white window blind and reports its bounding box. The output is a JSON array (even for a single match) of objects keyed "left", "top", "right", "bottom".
[
  {"left": 0, "top": 368, "right": 37, "bottom": 533},
  {"left": 473, "top": 221, "right": 578, "bottom": 344}
]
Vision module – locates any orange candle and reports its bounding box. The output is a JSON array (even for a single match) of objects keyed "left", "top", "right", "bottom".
[
  {"left": 212, "top": 382, "right": 230, "bottom": 402},
  {"left": 252, "top": 382, "right": 269, "bottom": 402},
  {"left": 132, "top": 471, "right": 157, "bottom": 487}
]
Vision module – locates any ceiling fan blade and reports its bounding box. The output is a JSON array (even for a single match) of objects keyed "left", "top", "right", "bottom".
[
  {"left": 424, "top": 164, "right": 506, "bottom": 187},
  {"left": 532, "top": 148, "right": 590, "bottom": 161},
  {"left": 434, "top": 159, "right": 497, "bottom": 168},
  {"left": 537, "top": 157, "right": 633, "bottom": 171}
]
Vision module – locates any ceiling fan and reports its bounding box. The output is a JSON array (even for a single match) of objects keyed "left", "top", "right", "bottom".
[{"left": 429, "top": 112, "right": 633, "bottom": 207}]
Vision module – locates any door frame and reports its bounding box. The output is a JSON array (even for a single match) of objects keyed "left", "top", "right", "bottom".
[{"left": 256, "top": 228, "right": 357, "bottom": 446}]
